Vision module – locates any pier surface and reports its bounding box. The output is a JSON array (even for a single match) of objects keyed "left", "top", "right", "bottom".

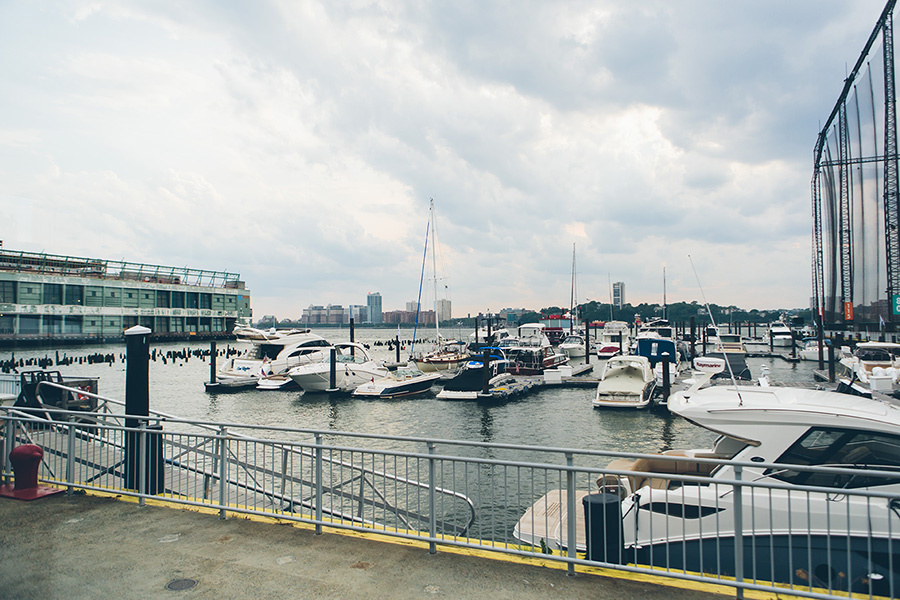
[{"left": 0, "top": 493, "right": 729, "bottom": 600}]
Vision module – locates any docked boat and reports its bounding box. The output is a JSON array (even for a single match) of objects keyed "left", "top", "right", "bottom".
[
  {"left": 414, "top": 339, "right": 470, "bottom": 373},
  {"left": 592, "top": 355, "right": 656, "bottom": 409},
  {"left": 798, "top": 337, "right": 831, "bottom": 361},
  {"left": 764, "top": 320, "right": 794, "bottom": 348},
  {"left": 217, "top": 329, "right": 331, "bottom": 385},
  {"left": 436, "top": 349, "right": 513, "bottom": 400},
  {"left": 351, "top": 363, "right": 442, "bottom": 399},
  {"left": 595, "top": 321, "right": 630, "bottom": 358},
  {"left": 635, "top": 337, "right": 682, "bottom": 395},
  {"left": 838, "top": 341, "right": 900, "bottom": 391},
  {"left": 558, "top": 334, "right": 587, "bottom": 358},
  {"left": 515, "top": 379, "right": 900, "bottom": 595},
  {"left": 702, "top": 332, "right": 751, "bottom": 381},
  {"left": 288, "top": 343, "right": 388, "bottom": 393},
  {"left": 255, "top": 373, "right": 300, "bottom": 391},
  {"left": 505, "top": 330, "right": 568, "bottom": 376}
]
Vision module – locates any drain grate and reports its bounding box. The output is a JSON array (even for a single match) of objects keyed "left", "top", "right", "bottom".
[{"left": 166, "top": 578, "right": 198, "bottom": 591}]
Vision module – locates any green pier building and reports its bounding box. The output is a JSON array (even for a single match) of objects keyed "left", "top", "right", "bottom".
[{"left": 0, "top": 249, "right": 251, "bottom": 346}]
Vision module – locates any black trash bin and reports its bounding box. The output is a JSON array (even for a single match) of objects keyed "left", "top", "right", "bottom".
[
  {"left": 124, "top": 424, "right": 165, "bottom": 495},
  {"left": 582, "top": 492, "right": 624, "bottom": 563}
]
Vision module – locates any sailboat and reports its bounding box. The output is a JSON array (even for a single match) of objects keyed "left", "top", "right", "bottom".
[
  {"left": 558, "top": 244, "right": 587, "bottom": 357},
  {"left": 413, "top": 199, "right": 469, "bottom": 373}
]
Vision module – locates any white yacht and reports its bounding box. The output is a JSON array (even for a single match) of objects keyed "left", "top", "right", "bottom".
[
  {"left": 838, "top": 341, "right": 900, "bottom": 391},
  {"left": 595, "top": 321, "right": 630, "bottom": 358},
  {"left": 764, "top": 321, "right": 794, "bottom": 348},
  {"left": 558, "top": 333, "right": 587, "bottom": 358},
  {"left": 592, "top": 355, "right": 656, "bottom": 409},
  {"left": 515, "top": 380, "right": 900, "bottom": 595},
  {"left": 217, "top": 330, "right": 330, "bottom": 384},
  {"left": 288, "top": 343, "right": 388, "bottom": 393},
  {"left": 352, "top": 363, "right": 442, "bottom": 399}
]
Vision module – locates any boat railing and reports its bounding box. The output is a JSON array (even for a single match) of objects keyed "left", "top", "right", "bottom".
[{"left": 2, "top": 390, "right": 899, "bottom": 598}]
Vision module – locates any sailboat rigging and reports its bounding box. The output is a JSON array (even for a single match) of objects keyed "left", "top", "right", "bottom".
[{"left": 412, "top": 200, "right": 469, "bottom": 373}]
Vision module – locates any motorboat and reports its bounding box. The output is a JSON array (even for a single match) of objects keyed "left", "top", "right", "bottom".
[
  {"left": 592, "top": 355, "right": 656, "bottom": 409},
  {"left": 255, "top": 373, "right": 300, "bottom": 391},
  {"left": 635, "top": 337, "right": 682, "bottom": 394},
  {"left": 436, "top": 349, "right": 513, "bottom": 400},
  {"left": 798, "top": 337, "right": 831, "bottom": 362},
  {"left": 288, "top": 343, "right": 388, "bottom": 393},
  {"left": 515, "top": 379, "right": 900, "bottom": 595},
  {"left": 352, "top": 363, "right": 442, "bottom": 399},
  {"left": 233, "top": 326, "right": 305, "bottom": 342},
  {"left": 414, "top": 339, "right": 470, "bottom": 373},
  {"left": 764, "top": 320, "right": 794, "bottom": 348},
  {"left": 595, "top": 321, "right": 630, "bottom": 358},
  {"left": 505, "top": 332, "right": 569, "bottom": 376},
  {"left": 558, "top": 334, "right": 587, "bottom": 358},
  {"left": 702, "top": 332, "right": 751, "bottom": 381},
  {"left": 217, "top": 329, "right": 331, "bottom": 384},
  {"left": 838, "top": 341, "right": 900, "bottom": 391},
  {"left": 634, "top": 319, "right": 674, "bottom": 342}
]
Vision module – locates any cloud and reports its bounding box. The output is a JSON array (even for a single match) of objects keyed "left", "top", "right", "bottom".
[{"left": 0, "top": 0, "right": 888, "bottom": 317}]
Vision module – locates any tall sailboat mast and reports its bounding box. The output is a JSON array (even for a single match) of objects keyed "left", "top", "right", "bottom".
[
  {"left": 430, "top": 199, "right": 440, "bottom": 344},
  {"left": 569, "top": 244, "right": 576, "bottom": 333}
]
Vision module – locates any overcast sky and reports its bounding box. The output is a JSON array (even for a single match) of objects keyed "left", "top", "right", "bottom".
[{"left": 0, "top": 0, "right": 890, "bottom": 319}]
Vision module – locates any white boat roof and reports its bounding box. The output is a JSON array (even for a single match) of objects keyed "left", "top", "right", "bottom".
[{"left": 669, "top": 385, "right": 900, "bottom": 442}]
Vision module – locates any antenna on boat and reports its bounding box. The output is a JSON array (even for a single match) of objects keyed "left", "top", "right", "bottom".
[{"left": 688, "top": 255, "right": 744, "bottom": 405}]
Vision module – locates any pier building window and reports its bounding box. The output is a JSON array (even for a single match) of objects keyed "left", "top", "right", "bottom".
[
  {"left": 19, "top": 315, "right": 40, "bottom": 334},
  {"left": 64, "top": 285, "right": 83, "bottom": 305},
  {"left": 199, "top": 293, "right": 211, "bottom": 310},
  {"left": 156, "top": 291, "right": 170, "bottom": 308},
  {"left": 186, "top": 292, "right": 199, "bottom": 309},
  {"left": 63, "top": 315, "right": 82, "bottom": 333},
  {"left": 43, "top": 315, "right": 62, "bottom": 333},
  {"left": 0, "top": 314, "right": 13, "bottom": 334},
  {"left": 0, "top": 281, "right": 15, "bottom": 303},
  {"left": 43, "top": 283, "right": 63, "bottom": 305},
  {"left": 172, "top": 292, "right": 185, "bottom": 308}
]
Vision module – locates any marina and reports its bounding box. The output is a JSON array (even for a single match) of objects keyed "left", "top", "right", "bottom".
[{"left": 1, "top": 327, "right": 898, "bottom": 599}]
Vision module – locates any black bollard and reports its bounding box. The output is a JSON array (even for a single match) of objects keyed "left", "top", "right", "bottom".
[
  {"left": 124, "top": 326, "right": 163, "bottom": 495},
  {"left": 828, "top": 343, "right": 836, "bottom": 383},
  {"left": 584, "top": 321, "right": 591, "bottom": 365},
  {"left": 482, "top": 348, "right": 491, "bottom": 394},
  {"left": 661, "top": 352, "right": 671, "bottom": 403},
  {"left": 328, "top": 347, "right": 337, "bottom": 391},
  {"left": 349, "top": 317, "right": 355, "bottom": 357},
  {"left": 689, "top": 316, "right": 696, "bottom": 360},
  {"left": 209, "top": 340, "right": 217, "bottom": 384}
]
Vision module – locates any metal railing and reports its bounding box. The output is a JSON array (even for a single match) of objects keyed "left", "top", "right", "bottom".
[{"left": 1, "top": 382, "right": 898, "bottom": 599}]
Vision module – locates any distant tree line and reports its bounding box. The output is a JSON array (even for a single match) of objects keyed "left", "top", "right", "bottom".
[{"left": 260, "top": 301, "right": 812, "bottom": 330}]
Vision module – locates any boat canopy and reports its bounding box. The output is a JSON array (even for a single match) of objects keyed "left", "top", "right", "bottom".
[{"left": 636, "top": 338, "right": 678, "bottom": 368}]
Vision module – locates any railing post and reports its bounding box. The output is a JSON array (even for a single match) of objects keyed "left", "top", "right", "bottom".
[
  {"left": 428, "top": 441, "right": 437, "bottom": 554},
  {"left": 66, "top": 423, "right": 76, "bottom": 494},
  {"left": 139, "top": 420, "right": 147, "bottom": 507},
  {"left": 4, "top": 418, "right": 14, "bottom": 485},
  {"left": 733, "top": 465, "right": 744, "bottom": 599},
  {"left": 218, "top": 425, "right": 228, "bottom": 519},
  {"left": 566, "top": 452, "right": 576, "bottom": 576},
  {"left": 315, "top": 433, "right": 323, "bottom": 535}
]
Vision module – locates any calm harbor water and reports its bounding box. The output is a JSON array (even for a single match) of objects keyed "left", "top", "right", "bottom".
[{"left": 3, "top": 327, "right": 821, "bottom": 458}]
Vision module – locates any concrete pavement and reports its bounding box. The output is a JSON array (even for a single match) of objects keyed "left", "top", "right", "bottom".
[{"left": 0, "top": 492, "right": 733, "bottom": 600}]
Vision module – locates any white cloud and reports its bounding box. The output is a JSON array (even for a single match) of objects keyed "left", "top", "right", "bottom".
[{"left": 0, "top": 0, "right": 888, "bottom": 317}]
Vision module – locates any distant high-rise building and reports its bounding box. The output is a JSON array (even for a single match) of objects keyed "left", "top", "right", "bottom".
[
  {"left": 613, "top": 282, "right": 626, "bottom": 309},
  {"left": 406, "top": 301, "right": 420, "bottom": 313},
  {"left": 344, "top": 305, "right": 368, "bottom": 324},
  {"left": 367, "top": 292, "right": 382, "bottom": 324},
  {"left": 435, "top": 299, "right": 451, "bottom": 323}
]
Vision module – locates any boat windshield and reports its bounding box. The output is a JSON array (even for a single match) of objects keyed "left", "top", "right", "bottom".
[{"left": 767, "top": 427, "right": 900, "bottom": 488}]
